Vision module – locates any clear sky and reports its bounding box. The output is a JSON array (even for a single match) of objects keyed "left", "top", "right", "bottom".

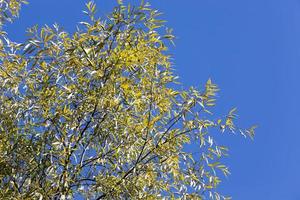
[{"left": 5, "top": 0, "right": 300, "bottom": 199}]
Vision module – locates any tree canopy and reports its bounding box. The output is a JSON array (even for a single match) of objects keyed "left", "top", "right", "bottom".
[{"left": 0, "top": 1, "right": 255, "bottom": 199}]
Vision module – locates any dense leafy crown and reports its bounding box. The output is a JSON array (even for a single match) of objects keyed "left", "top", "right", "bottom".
[{"left": 0, "top": 1, "right": 255, "bottom": 199}]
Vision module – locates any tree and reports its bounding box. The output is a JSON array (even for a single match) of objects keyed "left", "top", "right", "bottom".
[{"left": 0, "top": 1, "right": 255, "bottom": 199}]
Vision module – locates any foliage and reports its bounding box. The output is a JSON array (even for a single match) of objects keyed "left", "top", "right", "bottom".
[
  {"left": 0, "top": 0, "right": 27, "bottom": 27},
  {"left": 0, "top": 1, "right": 255, "bottom": 199}
]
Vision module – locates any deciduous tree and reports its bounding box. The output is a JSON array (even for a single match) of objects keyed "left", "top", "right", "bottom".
[{"left": 0, "top": 1, "right": 255, "bottom": 199}]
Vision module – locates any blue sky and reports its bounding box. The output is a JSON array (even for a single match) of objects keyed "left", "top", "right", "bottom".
[{"left": 5, "top": 0, "right": 300, "bottom": 199}]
